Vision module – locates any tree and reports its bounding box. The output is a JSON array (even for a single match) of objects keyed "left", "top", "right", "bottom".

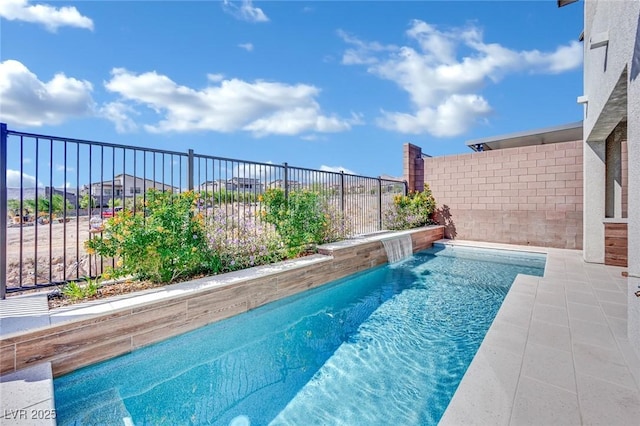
[
  {"left": 7, "top": 199, "right": 21, "bottom": 216},
  {"left": 79, "top": 194, "right": 95, "bottom": 209},
  {"left": 24, "top": 194, "right": 73, "bottom": 216},
  {"left": 108, "top": 198, "right": 122, "bottom": 208}
]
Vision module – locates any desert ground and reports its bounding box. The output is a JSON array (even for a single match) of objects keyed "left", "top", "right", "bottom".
[{"left": 5, "top": 216, "right": 106, "bottom": 289}]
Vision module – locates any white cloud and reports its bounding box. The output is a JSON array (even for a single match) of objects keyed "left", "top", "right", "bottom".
[
  {"left": 233, "top": 161, "right": 277, "bottom": 181},
  {"left": 100, "top": 101, "right": 139, "bottom": 133},
  {"left": 222, "top": 0, "right": 269, "bottom": 23},
  {"left": 55, "top": 164, "right": 74, "bottom": 172},
  {"left": 0, "top": 59, "right": 94, "bottom": 127},
  {"left": 238, "top": 42, "right": 254, "bottom": 52},
  {"left": 377, "top": 94, "right": 491, "bottom": 137},
  {"left": 244, "top": 108, "right": 357, "bottom": 137},
  {"left": 320, "top": 165, "right": 357, "bottom": 176},
  {"left": 300, "top": 134, "right": 324, "bottom": 141},
  {"left": 337, "top": 29, "right": 396, "bottom": 65},
  {"left": 7, "top": 169, "right": 41, "bottom": 187},
  {"left": 104, "top": 68, "right": 358, "bottom": 137},
  {"left": 207, "top": 73, "right": 225, "bottom": 83},
  {"left": 0, "top": 0, "right": 93, "bottom": 32},
  {"left": 340, "top": 20, "right": 583, "bottom": 137},
  {"left": 522, "top": 41, "right": 583, "bottom": 74}
]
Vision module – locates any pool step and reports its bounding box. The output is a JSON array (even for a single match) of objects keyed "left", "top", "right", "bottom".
[{"left": 55, "top": 387, "right": 133, "bottom": 425}]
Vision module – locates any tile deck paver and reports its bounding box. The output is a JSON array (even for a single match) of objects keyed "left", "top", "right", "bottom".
[
  {"left": 440, "top": 240, "right": 640, "bottom": 426},
  {"left": 1, "top": 238, "right": 639, "bottom": 424},
  {"left": 0, "top": 362, "right": 56, "bottom": 426}
]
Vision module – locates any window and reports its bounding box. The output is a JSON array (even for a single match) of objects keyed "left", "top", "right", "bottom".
[{"left": 130, "top": 187, "right": 141, "bottom": 194}]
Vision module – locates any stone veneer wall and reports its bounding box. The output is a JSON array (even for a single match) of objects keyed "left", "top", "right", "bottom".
[
  {"left": 0, "top": 226, "right": 444, "bottom": 378},
  {"left": 404, "top": 141, "right": 583, "bottom": 249},
  {"left": 604, "top": 222, "right": 628, "bottom": 267},
  {"left": 404, "top": 143, "right": 424, "bottom": 193}
]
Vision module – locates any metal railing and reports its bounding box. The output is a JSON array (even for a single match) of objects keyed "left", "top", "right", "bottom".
[{"left": 1, "top": 124, "right": 407, "bottom": 297}]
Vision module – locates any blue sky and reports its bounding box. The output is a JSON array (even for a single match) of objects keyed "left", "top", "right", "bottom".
[{"left": 1, "top": 0, "right": 584, "bottom": 186}]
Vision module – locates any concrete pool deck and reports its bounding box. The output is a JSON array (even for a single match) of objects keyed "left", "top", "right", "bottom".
[
  {"left": 1, "top": 239, "right": 639, "bottom": 424},
  {"left": 439, "top": 240, "right": 640, "bottom": 425}
]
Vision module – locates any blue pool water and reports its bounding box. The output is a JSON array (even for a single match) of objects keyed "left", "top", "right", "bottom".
[{"left": 54, "top": 245, "right": 545, "bottom": 425}]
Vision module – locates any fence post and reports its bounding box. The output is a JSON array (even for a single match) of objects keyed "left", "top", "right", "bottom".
[
  {"left": 283, "top": 162, "right": 289, "bottom": 201},
  {"left": 340, "top": 171, "right": 345, "bottom": 214},
  {"left": 1, "top": 123, "right": 8, "bottom": 299},
  {"left": 377, "top": 177, "right": 383, "bottom": 231},
  {"left": 403, "top": 180, "right": 408, "bottom": 196},
  {"left": 187, "top": 149, "right": 194, "bottom": 191}
]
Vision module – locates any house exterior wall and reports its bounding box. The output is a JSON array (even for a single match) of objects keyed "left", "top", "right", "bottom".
[
  {"left": 622, "top": 139, "right": 628, "bottom": 218},
  {"left": 90, "top": 175, "right": 176, "bottom": 197},
  {"left": 405, "top": 141, "right": 583, "bottom": 249},
  {"left": 583, "top": 0, "right": 640, "bottom": 360}
]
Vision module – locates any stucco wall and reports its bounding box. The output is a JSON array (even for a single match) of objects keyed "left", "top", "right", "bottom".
[
  {"left": 406, "top": 141, "right": 583, "bottom": 249},
  {"left": 584, "top": 0, "right": 640, "bottom": 360},
  {"left": 622, "top": 139, "right": 628, "bottom": 218},
  {"left": 583, "top": 1, "right": 638, "bottom": 140}
]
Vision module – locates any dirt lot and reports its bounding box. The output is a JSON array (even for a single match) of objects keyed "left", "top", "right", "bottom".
[{"left": 5, "top": 216, "right": 106, "bottom": 289}]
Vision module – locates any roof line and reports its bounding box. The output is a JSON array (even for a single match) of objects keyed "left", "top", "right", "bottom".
[{"left": 466, "top": 121, "right": 583, "bottom": 146}]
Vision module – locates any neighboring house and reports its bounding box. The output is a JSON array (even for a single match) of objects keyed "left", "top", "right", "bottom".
[
  {"left": 198, "top": 180, "right": 227, "bottom": 193},
  {"left": 81, "top": 174, "right": 178, "bottom": 206},
  {"left": 199, "top": 177, "right": 264, "bottom": 193},
  {"left": 267, "top": 179, "right": 304, "bottom": 191},
  {"left": 46, "top": 187, "right": 78, "bottom": 208},
  {"left": 197, "top": 177, "right": 264, "bottom": 193},
  {"left": 7, "top": 187, "right": 77, "bottom": 207},
  {"left": 229, "top": 177, "right": 263, "bottom": 193}
]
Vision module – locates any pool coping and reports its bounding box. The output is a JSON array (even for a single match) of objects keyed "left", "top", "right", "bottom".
[{"left": 438, "top": 240, "right": 640, "bottom": 425}]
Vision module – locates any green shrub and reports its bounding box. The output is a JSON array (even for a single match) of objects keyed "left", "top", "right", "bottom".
[
  {"left": 206, "top": 211, "right": 286, "bottom": 273},
  {"left": 197, "top": 190, "right": 258, "bottom": 205},
  {"left": 62, "top": 276, "right": 100, "bottom": 301},
  {"left": 384, "top": 184, "right": 436, "bottom": 230},
  {"left": 86, "top": 190, "right": 220, "bottom": 283},
  {"left": 19, "top": 194, "right": 73, "bottom": 216},
  {"left": 79, "top": 193, "right": 95, "bottom": 209},
  {"left": 260, "top": 188, "right": 347, "bottom": 256}
]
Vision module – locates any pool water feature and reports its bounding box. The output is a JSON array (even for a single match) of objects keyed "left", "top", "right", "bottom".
[
  {"left": 54, "top": 245, "right": 545, "bottom": 425},
  {"left": 381, "top": 234, "right": 413, "bottom": 263}
]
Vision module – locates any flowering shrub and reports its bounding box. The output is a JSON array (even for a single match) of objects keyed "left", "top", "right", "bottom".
[
  {"left": 260, "top": 189, "right": 348, "bottom": 256},
  {"left": 85, "top": 190, "right": 220, "bottom": 283},
  {"left": 82, "top": 186, "right": 352, "bottom": 287},
  {"left": 384, "top": 184, "right": 436, "bottom": 230},
  {"left": 207, "top": 210, "right": 286, "bottom": 273},
  {"left": 198, "top": 190, "right": 258, "bottom": 205}
]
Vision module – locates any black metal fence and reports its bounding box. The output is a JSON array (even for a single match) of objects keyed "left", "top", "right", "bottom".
[{"left": 1, "top": 123, "right": 407, "bottom": 297}]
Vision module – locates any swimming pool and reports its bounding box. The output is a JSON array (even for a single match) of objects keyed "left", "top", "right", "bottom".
[{"left": 54, "top": 245, "right": 545, "bottom": 425}]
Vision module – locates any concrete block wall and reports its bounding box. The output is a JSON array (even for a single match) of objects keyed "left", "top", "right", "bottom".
[{"left": 406, "top": 141, "right": 584, "bottom": 249}]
